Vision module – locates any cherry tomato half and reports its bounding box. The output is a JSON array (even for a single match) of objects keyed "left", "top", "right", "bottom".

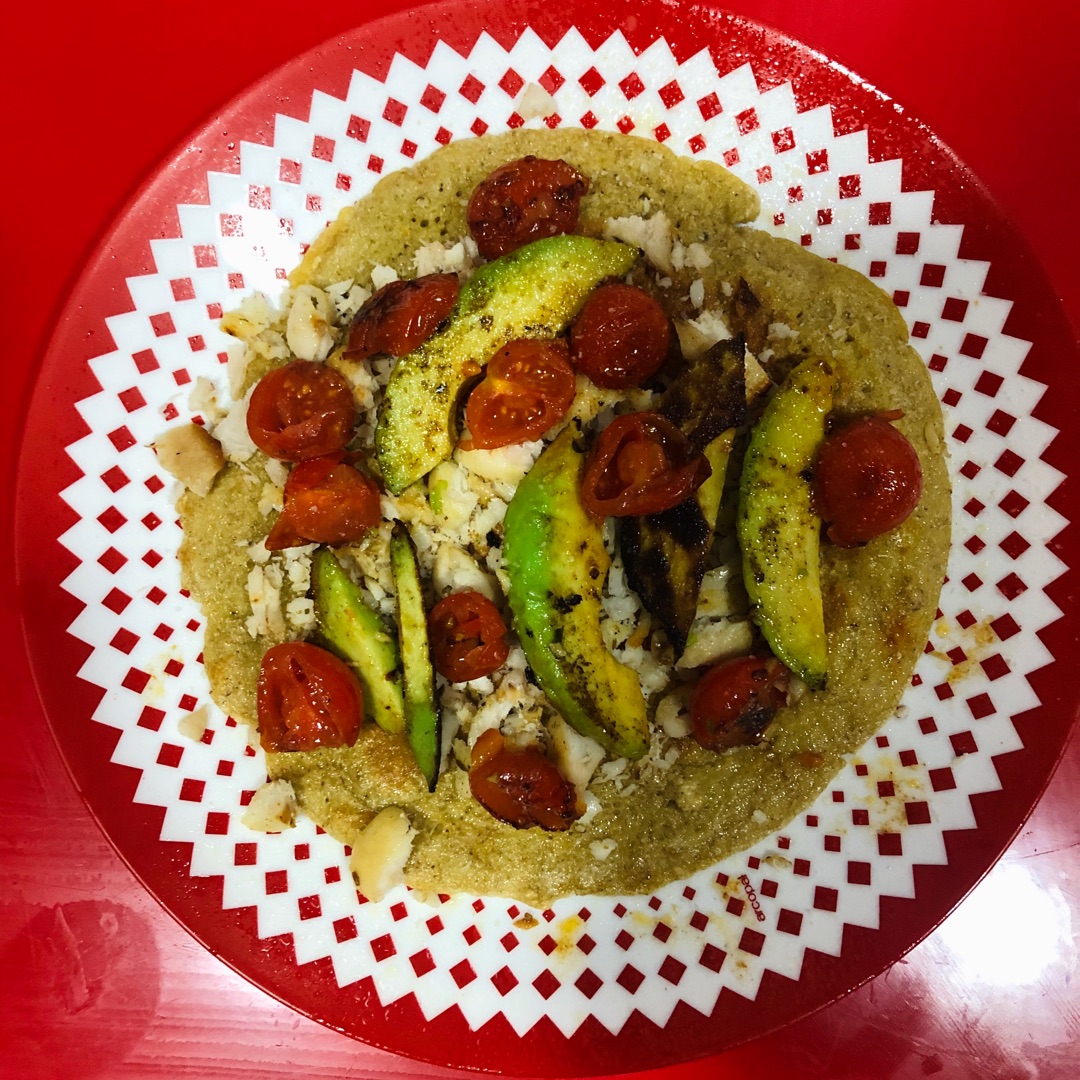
[
  {"left": 469, "top": 729, "right": 583, "bottom": 831},
  {"left": 813, "top": 412, "right": 923, "bottom": 547},
  {"left": 246, "top": 360, "right": 356, "bottom": 461},
  {"left": 344, "top": 273, "right": 460, "bottom": 361},
  {"left": 264, "top": 454, "right": 382, "bottom": 550},
  {"left": 569, "top": 283, "right": 670, "bottom": 389},
  {"left": 257, "top": 641, "right": 363, "bottom": 753},
  {"left": 428, "top": 591, "right": 510, "bottom": 683},
  {"left": 467, "top": 156, "right": 589, "bottom": 260},
  {"left": 462, "top": 338, "right": 577, "bottom": 450},
  {"left": 580, "top": 411, "right": 711, "bottom": 519},
  {"left": 690, "top": 655, "right": 789, "bottom": 752}
]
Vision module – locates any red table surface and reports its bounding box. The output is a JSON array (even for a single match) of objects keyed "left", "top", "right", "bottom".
[{"left": 3, "top": 2, "right": 1078, "bottom": 1077}]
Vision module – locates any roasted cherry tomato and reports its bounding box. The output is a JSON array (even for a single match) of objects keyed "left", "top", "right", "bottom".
[
  {"left": 257, "top": 641, "right": 363, "bottom": 753},
  {"left": 428, "top": 590, "right": 511, "bottom": 683},
  {"left": 246, "top": 359, "right": 356, "bottom": 461},
  {"left": 265, "top": 453, "right": 382, "bottom": 550},
  {"left": 462, "top": 338, "right": 576, "bottom": 449},
  {"left": 569, "top": 283, "right": 670, "bottom": 389},
  {"left": 690, "top": 655, "right": 789, "bottom": 752},
  {"left": 467, "top": 156, "right": 589, "bottom": 259},
  {"left": 344, "top": 273, "right": 460, "bottom": 361},
  {"left": 813, "top": 412, "right": 923, "bottom": 547},
  {"left": 469, "top": 728, "right": 583, "bottom": 831},
  {"left": 580, "top": 411, "right": 711, "bottom": 519}
]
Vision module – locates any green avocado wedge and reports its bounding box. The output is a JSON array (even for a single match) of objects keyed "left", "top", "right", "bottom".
[
  {"left": 389, "top": 524, "right": 441, "bottom": 791},
  {"left": 375, "top": 235, "right": 638, "bottom": 494},
  {"left": 503, "top": 425, "right": 649, "bottom": 760},
  {"left": 311, "top": 548, "right": 406, "bottom": 736},
  {"left": 737, "top": 357, "right": 833, "bottom": 689}
]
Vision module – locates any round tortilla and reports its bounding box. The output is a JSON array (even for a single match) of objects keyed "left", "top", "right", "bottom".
[{"left": 178, "top": 129, "right": 950, "bottom": 906}]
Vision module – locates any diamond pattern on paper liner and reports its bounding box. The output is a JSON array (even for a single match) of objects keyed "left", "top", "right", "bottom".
[{"left": 55, "top": 27, "right": 1066, "bottom": 1039}]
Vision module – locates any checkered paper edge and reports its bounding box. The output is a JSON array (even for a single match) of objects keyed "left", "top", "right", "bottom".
[{"left": 56, "top": 28, "right": 1065, "bottom": 1038}]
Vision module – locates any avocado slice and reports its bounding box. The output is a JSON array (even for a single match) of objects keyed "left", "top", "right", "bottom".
[
  {"left": 503, "top": 425, "right": 649, "bottom": 760},
  {"left": 312, "top": 547, "right": 406, "bottom": 735},
  {"left": 375, "top": 235, "right": 638, "bottom": 494},
  {"left": 389, "top": 523, "right": 441, "bottom": 791},
  {"left": 697, "top": 432, "right": 734, "bottom": 530},
  {"left": 620, "top": 337, "right": 747, "bottom": 653},
  {"left": 737, "top": 357, "right": 832, "bottom": 688}
]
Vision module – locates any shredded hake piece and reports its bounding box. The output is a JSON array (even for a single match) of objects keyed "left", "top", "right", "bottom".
[
  {"left": 548, "top": 715, "right": 606, "bottom": 796},
  {"left": 516, "top": 82, "right": 558, "bottom": 120},
  {"left": 414, "top": 236, "right": 479, "bottom": 277},
  {"left": 242, "top": 780, "right": 297, "bottom": 831},
  {"left": 152, "top": 424, "right": 225, "bottom": 496},
  {"left": 349, "top": 807, "right": 416, "bottom": 902},
  {"left": 177, "top": 705, "right": 210, "bottom": 743},
  {"left": 286, "top": 284, "right": 337, "bottom": 362},
  {"left": 590, "top": 838, "right": 617, "bottom": 861},
  {"left": 654, "top": 689, "right": 692, "bottom": 739},
  {"left": 220, "top": 292, "right": 277, "bottom": 342},
  {"left": 213, "top": 386, "right": 259, "bottom": 463},
  {"left": 244, "top": 545, "right": 318, "bottom": 638},
  {"left": 677, "top": 563, "right": 754, "bottom": 670},
  {"left": 245, "top": 562, "right": 285, "bottom": 639},
  {"left": 603, "top": 211, "right": 675, "bottom": 275}
]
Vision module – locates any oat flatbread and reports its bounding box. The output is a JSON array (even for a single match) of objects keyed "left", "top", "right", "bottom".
[{"left": 178, "top": 130, "right": 949, "bottom": 906}]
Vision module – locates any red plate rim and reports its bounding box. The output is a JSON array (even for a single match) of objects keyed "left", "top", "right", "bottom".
[{"left": 13, "top": 1, "right": 1080, "bottom": 1073}]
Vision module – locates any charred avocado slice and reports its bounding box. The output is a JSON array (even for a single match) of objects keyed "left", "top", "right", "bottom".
[
  {"left": 312, "top": 548, "right": 406, "bottom": 736},
  {"left": 389, "top": 524, "right": 441, "bottom": 792},
  {"left": 375, "top": 235, "right": 638, "bottom": 494},
  {"left": 503, "top": 425, "right": 649, "bottom": 760},
  {"left": 737, "top": 357, "right": 832, "bottom": 688}
]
